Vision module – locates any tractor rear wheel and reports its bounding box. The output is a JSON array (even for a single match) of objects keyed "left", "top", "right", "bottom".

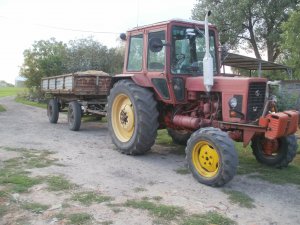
[
  {"left": 68, "top": 101, "right": 81, "bottom": 131},
  {"left": 108, "top": 79, "right": 159, "bottom": 155},
  {"left": 47, "top": 99, "right": 59, "bottom": 123},
  {"left": 185, "top": 127, "right": 238, "bottom": 187},
  {"left": 251, "top": 135, "right": 297, "bottom": 168},
  {"left": 167, "top": 128, "right": 192, "bottom": 145}
]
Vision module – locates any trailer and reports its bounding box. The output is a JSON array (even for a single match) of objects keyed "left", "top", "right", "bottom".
[{"left": 42, "top": 70, "right": 111, "bottom": 130}]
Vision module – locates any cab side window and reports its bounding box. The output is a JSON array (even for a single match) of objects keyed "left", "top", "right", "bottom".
[
  {"left": 148, "top": 31, "right": 166, "bottom": 71},
  {"left": 127, "top": 34, "right": 143, "bottom": 71}
]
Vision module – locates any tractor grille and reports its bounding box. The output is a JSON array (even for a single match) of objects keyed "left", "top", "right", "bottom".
[{"left": 247, "top": 82, "right": 266, "bottom": 121}]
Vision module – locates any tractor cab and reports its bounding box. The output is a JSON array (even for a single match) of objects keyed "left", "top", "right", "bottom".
[{"left": 119, "top": 17, "right": 219, "bottom": 104}]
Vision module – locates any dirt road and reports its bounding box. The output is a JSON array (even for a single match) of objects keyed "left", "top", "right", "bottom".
[{"left": 0, "top": 96, "right": 300, "bottom": 225}]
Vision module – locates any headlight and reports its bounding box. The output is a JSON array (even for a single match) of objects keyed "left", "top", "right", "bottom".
[{"left": 229, "top": 97, "right": 237, "bottom": 108}]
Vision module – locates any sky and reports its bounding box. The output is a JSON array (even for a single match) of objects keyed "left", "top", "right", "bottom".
[{"left": 0, "top": 0, "right": 198, "bottom": 84}]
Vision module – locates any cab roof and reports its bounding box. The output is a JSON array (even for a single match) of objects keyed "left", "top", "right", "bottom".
[{"left": 127, "top": 18, "right": 214, "bottom": 32}]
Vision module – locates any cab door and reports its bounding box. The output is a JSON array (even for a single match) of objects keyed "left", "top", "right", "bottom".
[{"left": 146, "top": 30, "right": 173, "bottom": 103}]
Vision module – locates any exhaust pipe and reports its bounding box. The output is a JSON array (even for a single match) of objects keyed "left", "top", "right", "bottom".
[{"left": 203, "top": 11, "right": 214, "bottom": 92}]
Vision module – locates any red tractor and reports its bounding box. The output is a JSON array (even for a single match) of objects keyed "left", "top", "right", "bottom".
[{"left": 107, "top": 12, "right": 299, "bottom": 186}]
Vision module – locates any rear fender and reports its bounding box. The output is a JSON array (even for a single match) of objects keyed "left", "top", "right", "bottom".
[{"left": 110, "top": 74, "right": 152, "bottom": 90}]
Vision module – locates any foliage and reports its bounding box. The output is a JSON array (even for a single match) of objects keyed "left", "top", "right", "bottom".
[
  {"left": 192, "top": 0, "right": 299, "bottom": 62},
  {"left": 20, "top": 37, "right": 125, "bottom": 89},
  {"left": 67, "top": 37, "right": 124, "bottom": 74},
  {"left": 281, "top": 9, "right": 300, "bottom": 79},
  {"left": 20, "top": 38, "right": 68, "bottom": 89},
  {"left": 275, "top": 91, "right": 299, "bottom": 111}
]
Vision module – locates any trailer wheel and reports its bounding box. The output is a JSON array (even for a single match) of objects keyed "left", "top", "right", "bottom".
[
  {"left": 68, "top": 101, "right": 81, "bottom": 131},
  {"left": 185, "top": 127, "right": 238, "bottom": 187},
  {"left": 47, "top": 99, "right": 59, "bottom": 123},
  {"left": 167, "top": 128, "right": 192, "bottom": 145},
  {"left": 251, "top": 135, "right": 297, "bottom": 168},
  {"left": 108, "top": 79, "right": 159, "bottom": 155}
]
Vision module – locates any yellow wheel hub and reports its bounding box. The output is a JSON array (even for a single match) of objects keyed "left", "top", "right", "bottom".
[
  {"left": 192, "top": 141, "right": 219, "bottom": 178},
  {"left": 112, "top": 94, "right": 135, "bottom": 142}
]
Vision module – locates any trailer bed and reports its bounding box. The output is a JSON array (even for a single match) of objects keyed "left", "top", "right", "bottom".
[{"left": 41, "top": 70, "right": 111, "bottom": 97}]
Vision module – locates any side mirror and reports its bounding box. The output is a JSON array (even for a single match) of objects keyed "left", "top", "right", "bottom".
[
  {"left": 120, "top": 33, "right": 127, "bottom": 41},
  {"left": 149, "top": 38, "right": 164, "bottom": 52}
]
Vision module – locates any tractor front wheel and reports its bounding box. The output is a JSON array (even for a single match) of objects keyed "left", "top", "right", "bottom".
[
  {"left": 108, "top": 79, "right": 159, "bottom": 155},
  {"left": 186, "top": 127, "right": 238, "bottom": 187},
  {"left": 251, "top": 135, "right": 297, "bottom": 168}
]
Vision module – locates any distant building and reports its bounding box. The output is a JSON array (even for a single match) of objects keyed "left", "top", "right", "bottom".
[
  {"left": 15, "top": 76, "right": 27, "bottom": 87},
  {"left": 0, "top": 80, "right": 13, "bottom": 87}
]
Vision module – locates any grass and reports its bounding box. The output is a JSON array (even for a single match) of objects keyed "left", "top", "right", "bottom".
[
  {"left": 0, "top": 147, "right": 62, "bottom": 193},
  {"left": 0, "top": 87, "right": 26, "bottom": 98},
  {"left": 156, "top": 129, "right": 174, "bottom": 145},
  {"left": 133, "top": 187, "right": 147, "bottom": 192},
  {"left": 15, "top": 97, "right": 46, "bottom": 109},
  {"left": 46, "top": 175, "right": 76, "bottom": 191},
  {"left": 124, "top": 199, "right": 235, "bottom": 224},
  {"left": 3, "top": 149, "right": 58, "bottom": 170},
  {"left": 222, "top": 189, "right": 255, "bottom": 208},
  {"left": 174, "top": 167, "right": 191, "bottom": 175},
  {"left": 68, "top": 213, "right": 93, "bottom": 225},
  {"left": 0, "top": 205, "right": 9, "bottom": 217},
  {"left": 181, "top": 211, "right": 236, "bottom": 225},
  {"left": 82, "top": 115, "right": 107, "bottom": 123},
  {"left": 21, "top": 202, "right": 49, "bottom": 214},
  {"left": 0, "top": 171, "right": 41, "bottom": 193},
  {"left": 71, "top": 191, "right": 113, "bottom": 206},
  {"left": 236, "top": 142, "right": 300, "bottom": 186},
  {"left": 0, "top": 104, "right": 6, "bottom": 112},
  {"left": 124, "top": 199, "right": 185, "bottom": 220}
]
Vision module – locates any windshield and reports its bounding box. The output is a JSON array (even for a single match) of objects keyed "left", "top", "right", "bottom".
[{"left": 171, "top": 25, "right": 217, "bottom": 75}]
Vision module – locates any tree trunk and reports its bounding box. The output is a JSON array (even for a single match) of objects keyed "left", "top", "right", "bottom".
[{"left": 248, "top": 10, "right": 261, "bottom": 60}]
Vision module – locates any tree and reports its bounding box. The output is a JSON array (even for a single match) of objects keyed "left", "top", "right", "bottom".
[
  {"left": 66, "top": 37, "right": 124, "bottom": 74},
  {"left": 20, "top": 38, "right": 68, "bottom": 89},
  {"left": 192, "top": 0, "right": 299, "bottom": 62},
  {"left": 280, "top": 9, "right": 300, "bottom": 78},
  {"left": 20, "top": 37, "right": 125, "bottom": 89}
]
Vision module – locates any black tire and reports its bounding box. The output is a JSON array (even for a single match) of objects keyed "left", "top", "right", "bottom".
[
  {"left": 47, "top": 99, "right": 59, "bottom": 123},
  {"left": 167, "top": 128, "right": 192, "bottom": 145},
  {"left": 107, "top": 79, "right": 159, "bottom": 155},
  {"left": 185, "top": 127, "right": 238, "bottom": 187},
  {"left": 68, "top": 101, "right": 81, "bottom": 131},
  {"left": 251, "top": 135, "right": 298, "bottom": 168}
]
